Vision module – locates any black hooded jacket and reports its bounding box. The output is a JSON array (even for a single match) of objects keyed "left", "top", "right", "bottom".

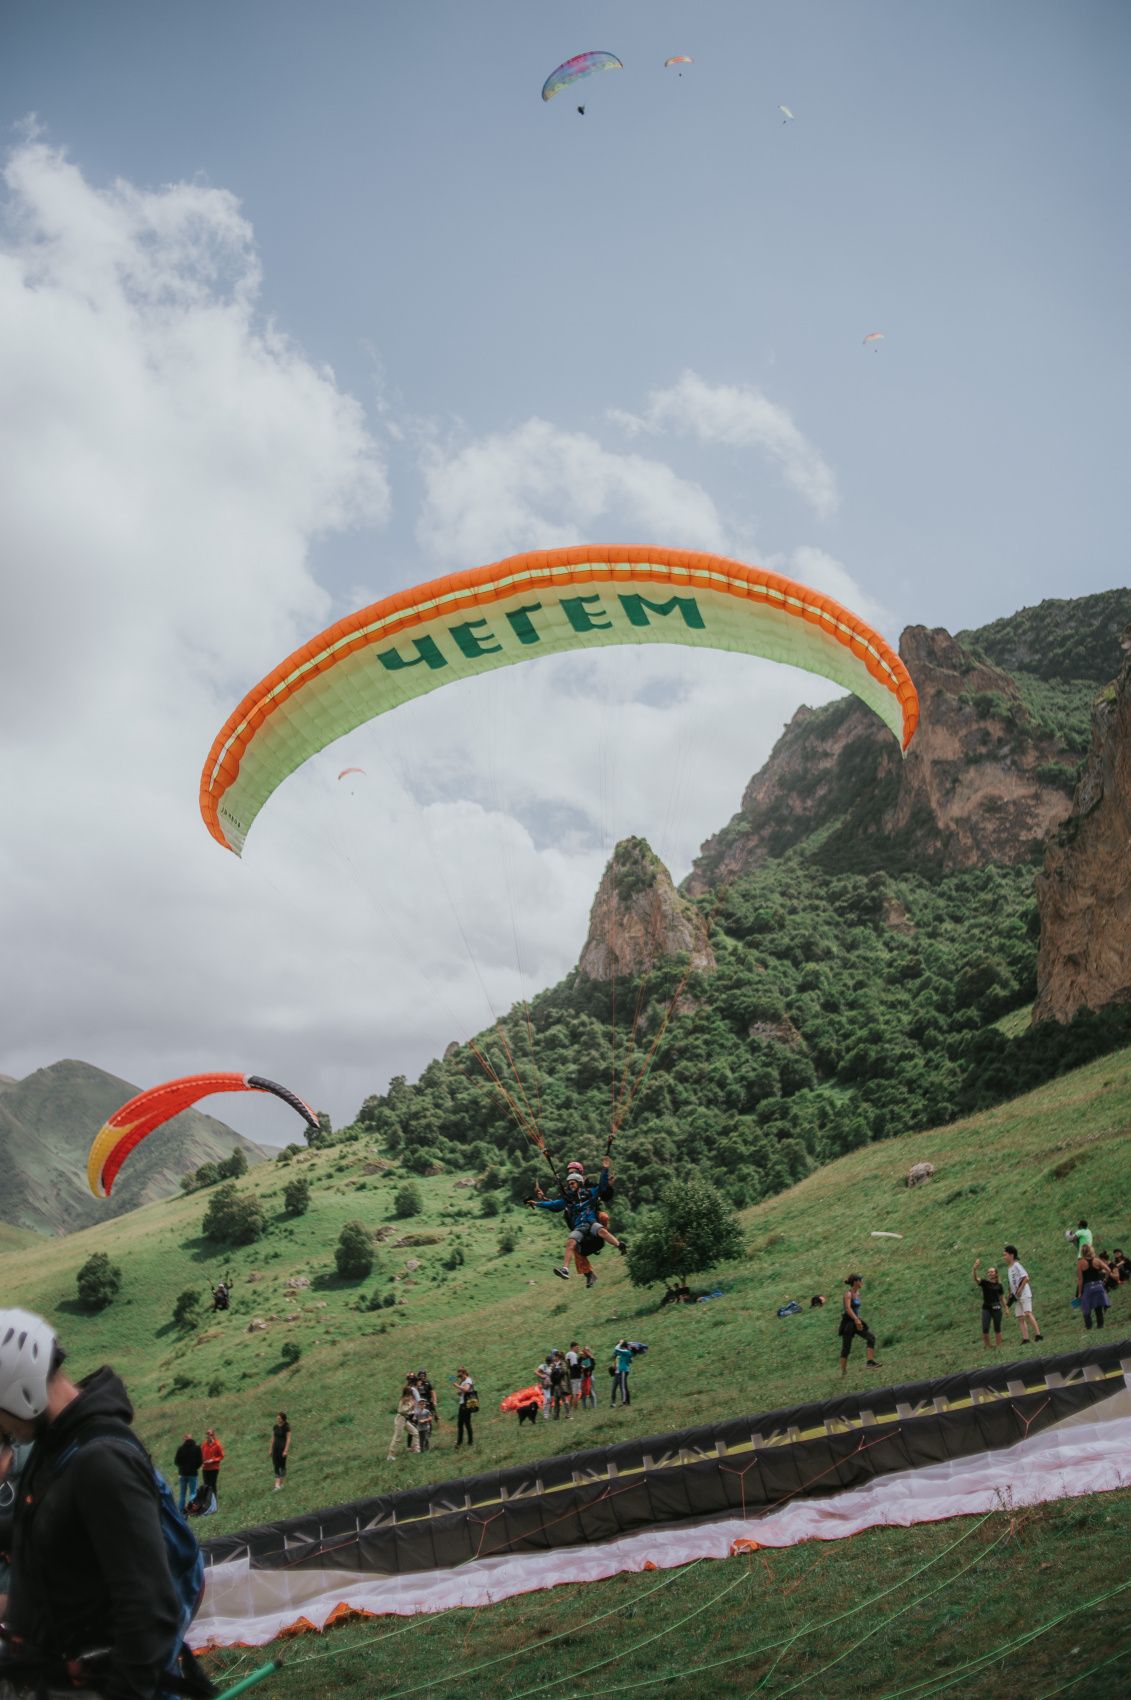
[{"left": 8, "top": 1367, "right": 182, "bottom": 1700}]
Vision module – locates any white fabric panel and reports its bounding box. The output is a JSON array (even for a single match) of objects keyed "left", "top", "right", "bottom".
[{"left": 192, "top": 1411, "right": 1131, "bottom": 1649}]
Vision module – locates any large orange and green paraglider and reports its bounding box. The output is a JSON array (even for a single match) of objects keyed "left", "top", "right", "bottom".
[
  {"left": 200, "top": 545, "right": 918, "bottom": 857},
  {"left": 87, "top": 1073, "right": 319, "bottom": 1197}
]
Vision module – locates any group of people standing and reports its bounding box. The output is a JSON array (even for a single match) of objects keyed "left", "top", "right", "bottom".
[
  {"left": 967, "top": 1221, "right": 1128, "bottom": 1351},
  {"left": 387, "top": 1368, "right": 477, "bottom": 1460},
  {"left": 534, "top": 1340, "right": 638, "bottom": 1414},
  {"left": 172, "top": 1427, "right": 225, "bottom": 1514}
]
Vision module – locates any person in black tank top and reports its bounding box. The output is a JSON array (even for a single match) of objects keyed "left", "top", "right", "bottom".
[{"left": 972, "top": 1259, "right": 1004, "bottom": 1348}]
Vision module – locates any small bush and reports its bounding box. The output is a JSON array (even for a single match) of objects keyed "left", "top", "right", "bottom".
[
  {"left": 393, "top": 1182, "right": 423, "bottom": 1219},
  {"left": 202, "top": 1183, "right": 266, "bottom": 1247},
  {"left": 170, "top": 1373, "right": 196, "bottom": 1394},
  {"left": 497, "top": 1229, "right": 517, "bottom": 1255},
  {"left": 441, "top": 1246, "right": 466, "bottom": 1271},
  {"left": 335, "top": 1220, "right": 374, "bottom": 1280},
  {"left": 172, "top": 1288, "right": 202, "bottom": 1331},
  {"left": 280, "top": 1341, "right": 302, "bottom": 1366},
  {"left": 480, "top": 1195, "right": 500, "bottom": 1218},
  {"left": 283, "top": 1177, "right": 312, "bottom": 1217},
  {"left": 207, "top": 1377, "right": 225, "bottom": 1398},
  {"left": 76, "top": 1252, "right": 122, "bottom": 1312},
  {"left": 382, "top": 1293, "right": 397, "bottom": 1309}
]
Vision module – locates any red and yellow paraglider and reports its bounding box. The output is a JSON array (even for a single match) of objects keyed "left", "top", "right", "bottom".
[
  {"left": 86, "top": 1073, "right": 319, "bottom": 1198},
  {"left": 200, "top": 545, "right": 919, "bottom": 857}
]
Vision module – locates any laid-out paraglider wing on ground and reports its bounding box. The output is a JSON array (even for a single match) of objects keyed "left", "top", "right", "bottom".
[
  {"left": 199, "top": 545, "right": 919, "bottom": 858},
  {"left": 86, "top": 1073, "right": 320, "bottom": 1197}
]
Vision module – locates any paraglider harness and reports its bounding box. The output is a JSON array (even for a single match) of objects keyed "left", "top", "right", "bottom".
[
  {"left": 0, "top": 1423, "right": 215, "bottom": 1699},
  {"left": 526, "top": 1137, "right": 614, "bottom": 1254},
  {"left": 211, "top": 1276, "right": 231, "bottom": 1314}
]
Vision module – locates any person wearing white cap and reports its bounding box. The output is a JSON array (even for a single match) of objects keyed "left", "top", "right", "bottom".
[{"left": 0, "top": 1309, "right": 190, "bottom": 1700}]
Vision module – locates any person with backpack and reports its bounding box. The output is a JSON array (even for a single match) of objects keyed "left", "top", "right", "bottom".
[
  {"left": 0, "top": 1307, "right": 208, "bottom": 1700},
  {"left": 578, "top": 1345, "right": 597, "bottom": 1410},
  {"left": 455, "top": 1368, "right": 477, "bottom": 1449},
  {"left": 610, "top": 1339, "right": 634, "bottom": 1407},
  {"left": 173, "top": 1435, "right": 202, "bottom": 1516}
]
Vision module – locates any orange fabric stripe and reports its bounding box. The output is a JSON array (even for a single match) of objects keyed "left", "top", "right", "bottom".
[{"left": 200, "top": 546, "right": 917, "bottom": 849}]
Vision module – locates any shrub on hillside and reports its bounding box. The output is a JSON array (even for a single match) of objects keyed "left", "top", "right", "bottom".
[
  {"left": 76, "top": 1252, "right": 122, "bottom": 1311},
  {"left": 480, "top": 1194, "right": 499, "bottom": 1218},
  {"left": 283, "top": 1177, "right": 311, "bottom": 1217},
  {"left": 202, "top": 1182, "right": 266, "bottom": 1247},
  {"left": 393, "top": 1182, "right": 423, "bottom": 1219},
  {"left": 172, "top": 1288, "right": 202, "bottom": 1331},
  {"left": 626, "top": 1177, "right": 745, "bottom": 1290},
  {"left": 280, "top": 1340, "right": 302, "bottom": 1366},
  {"left": 218, "top": 1147, "right": 248, "bottom": 1181},
  {"left": 497, "top": 1229, "right": 517, "bottom": 1255},
  {"left": 335, "top": 1220, "right": 374, "bottom": 1280}
]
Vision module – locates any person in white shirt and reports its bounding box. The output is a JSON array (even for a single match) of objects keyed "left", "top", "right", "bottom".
[
  {"left": 1003, "top": 1245, "right": 1043, "bottom": 1345},
  {"left": 566, "top": 1343, "right": 582, "bottom": 1409}
]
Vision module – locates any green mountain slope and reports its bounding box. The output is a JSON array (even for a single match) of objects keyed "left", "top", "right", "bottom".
[
  {"left": 0, "top": 1059, "right": 265, "bottom": 1235},
  {"left": 0, "top": 1044, "right": 1127, "bottom": 1539}
]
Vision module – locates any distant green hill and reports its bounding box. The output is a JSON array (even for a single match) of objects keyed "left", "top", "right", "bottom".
[
  {"left": 0, "top": 1059, "right": 265, "bottom": 1235},
  {"left": 0, "top": 1042, "right": 1127, "bottom": 1542}
]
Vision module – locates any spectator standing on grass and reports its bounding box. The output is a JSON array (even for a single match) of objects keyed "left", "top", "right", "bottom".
[
  {"left": 536, "top": 1356, "right": 553, "bottom": 1420},
  {"left": 201, "top": 1429, "right": 224, "bottom": 1503},
  {"left": 1003, "top": 1247, "right": 1043, "bottom": 1345},
  {"left": 566, "top": 1343, "right": 582, "bottom": 1410},
  {"left": 455, "top": 1367, "right": 476, "bottom": 1449},
  {"left": 611, "top": 1339, "right": 634, "bottom": 1407},
  {"left": 838, "top": 1276, "right": 881, "bottom": 1375},
  {"left": 972, "top": 1259, "right": 1005, "bottom": 1350},
  {"left": 1077, "top": 1245, "right": 1114, "bottom": 1331},
  {"left": 387, "top": 1386, "right": 418, "bottom": 1461},
  {"left": 173, "top": 1432, "right": 202, "bottom": 1515},
  {"left": 550, "top": 1353, "right": 571, "bottom": 1421},
  {"left": 270, "top": 1410, "right": 291, "bottom": 1489},
  {"left": 579, "top": 1344, "right": 596, "bottom": 1409}
]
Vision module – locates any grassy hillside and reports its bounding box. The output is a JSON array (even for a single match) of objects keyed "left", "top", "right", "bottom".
[{"left": 1, "top": 1045, "right": 1128, "bottom": 1536}]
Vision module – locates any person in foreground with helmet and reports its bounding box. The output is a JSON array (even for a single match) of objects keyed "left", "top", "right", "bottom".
[
  {"left": 0, "top": 1308, "right": 206, "bottom": 1700},
  {"left": 526, "top": 1157, "right": 625, "bottom": 1283}
]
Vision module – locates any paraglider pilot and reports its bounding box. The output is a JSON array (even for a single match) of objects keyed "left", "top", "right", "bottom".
[{"left": 528, "top": 1158, "right": 626, "bottom": 1282}]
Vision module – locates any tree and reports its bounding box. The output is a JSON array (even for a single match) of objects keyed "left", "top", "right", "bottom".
[
  {"left": 626, "top": 1177, "right": 744, "bottom": 1290},
  {"left": 172, "top": 1288, "right": 202, "bottom": 1330},
  {"left": 480, "top": 1194, "right": 499, "bottom": 1218},
  {"left": 393, "top": 1182, "right": 423, "bottom": 1219},
  {"left": 76, "top": 1252, "right": 122, "bottom": 1311},
  {"left": 316, "top": 1110, "right": 332, "bottom": 1138},
  {"left": 283, "top": 1177, "right": 311, "bottom": 1217},
  {"left": 335, "top": 1220, "right": 374, "bottom": 1280},
  {"left": 219, "top": 1147, "right": 248, "bottom": 1181},
  {"left": 202, "top": 1182, "right": 266, "bottom": 1247},
  {"left": 280, "top": 1341, "right": 302, "bottom": 1366}
]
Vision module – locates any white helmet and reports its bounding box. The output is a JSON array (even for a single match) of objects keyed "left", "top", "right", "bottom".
[{"left": 0, "top": 1309, "right": 57, "bottom": 1420}]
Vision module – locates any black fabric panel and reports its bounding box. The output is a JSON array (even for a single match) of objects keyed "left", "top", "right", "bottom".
[{"left": 202, "top": 1338, "right": 1129, "bottom": 1577}]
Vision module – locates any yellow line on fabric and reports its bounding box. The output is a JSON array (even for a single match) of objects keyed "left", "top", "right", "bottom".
[{"left": 290, "top": 1368, "right": 1121, "bottom": 1534}]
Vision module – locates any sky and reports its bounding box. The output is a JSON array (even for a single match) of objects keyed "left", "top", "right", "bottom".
[{"left": 1, "top": 1, "right": 1128, "bottom": 1143}]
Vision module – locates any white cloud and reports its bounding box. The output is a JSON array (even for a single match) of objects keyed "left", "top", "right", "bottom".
[
  {"left": 417, "top": 416, "right": 729, "bottom": 563},
  {"left": 610, "top": 370, "right": 839, "bottom": 520},
  {"left": 0, "top": 141, "right": 396, "bottom": 1125}
]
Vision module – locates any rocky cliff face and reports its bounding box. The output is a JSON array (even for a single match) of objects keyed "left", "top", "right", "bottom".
[
  {"left": 1033, "top": 634, "right": 1131, "bottom": 1024},
  {"left": 687, "top": 625, "right": 1078, "bottom": 891},
  {"left": 578, "top": 836, "right": 716, "bottom": 982}
]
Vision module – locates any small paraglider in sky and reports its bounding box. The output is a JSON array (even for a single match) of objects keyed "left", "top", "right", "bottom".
[
  {"left": 863, "top": 331, "right": 885, "bottom": 350},
  {"left": 542, "top": 51, "right": 623, "bottom": 105},
  {"left": 665, "top": 56, "right": 693, "bottom": 77},
  {"left": 779, "top": 104, "right": 794, "bottom": 122},
  {"left": 577, "top": 105, "right": 585, "bottom": 116},
  {"left": 337, "top": 766, "right": 366, "bottom": 781}
]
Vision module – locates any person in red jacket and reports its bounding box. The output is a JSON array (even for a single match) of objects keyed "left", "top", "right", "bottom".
[{"left": 200, "top": 1430, "right": 224, "bottom": 1504}]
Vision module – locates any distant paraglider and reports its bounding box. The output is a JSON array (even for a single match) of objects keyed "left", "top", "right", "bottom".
[
  {"left": 779, "top": 104, "right": 795, "bottom": 122},
  {"left": 863, "top": 331, "right": 886, "bottom": 349},
  {"left": 542, "top": 51, "right": 623, "bottom": 105},
  {"left": 86, "top": 1073, "right": 320, "bottom": 1197},
  {"left": 665, "top": 56, "right": 693, "bottom": 76},
  {"left": 337, "top": 766, "right": 366, "bottom": 781}
]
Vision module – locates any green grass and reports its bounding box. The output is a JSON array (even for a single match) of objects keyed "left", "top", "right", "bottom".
[
  {"left": 200, "top": 1494, "right": 1131, "bottom": 1699},
  {"left": 3, "top": 1049, "right": 1129, "bottom": 1695}
]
